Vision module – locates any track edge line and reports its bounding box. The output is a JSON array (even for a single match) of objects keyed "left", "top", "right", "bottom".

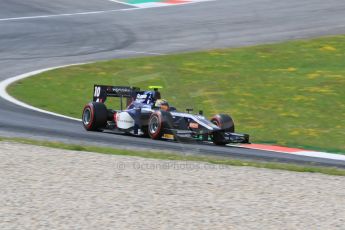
[{"left": 0, "top": 63, "right": 87, "bottom": 122}]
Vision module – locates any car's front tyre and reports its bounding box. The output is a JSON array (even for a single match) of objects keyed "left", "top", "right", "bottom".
[
  {"left": 148, "top": 110, "right": 174, "bottom": 139},
  {"left": 210, "top": 114, "right": 235, "bottom": 145},
  {"left": 210, "top": 114, "right": 235, "bottom": 132}
]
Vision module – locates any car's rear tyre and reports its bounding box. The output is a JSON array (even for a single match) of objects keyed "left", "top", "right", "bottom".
[
  {"left": 210, "top": 114, "right": 235, "bottom": 132},
  {"left": 210, "top": 114, "right": 235, "bottom": 145},
  {"left": 148, "top": 111, "right": 174, "bottom": 140},
  {"left": 82, "top": 102, "right": 107, "bottom": 131}
]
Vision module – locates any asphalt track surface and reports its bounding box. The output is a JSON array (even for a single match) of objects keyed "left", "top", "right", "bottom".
[{"left": 1, "top": 0, "right": 345, "bottom": 167}]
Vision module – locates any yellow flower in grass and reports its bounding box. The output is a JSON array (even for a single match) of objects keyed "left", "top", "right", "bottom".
[
  {"left": 97, "top": 72, "right": 107, "bottom": 76},
  {"left": 279, "top": 112, "right": 299, "bottom": 118},
  {"left": 287, "top": 67, "right": 297, "bottom": 72},
  {"left": 305, "top": 129, "right": 320, "bottom": 137},
  {"left": 275, "top": 67, "right": 297, "bottom": 72},
  {"left": 307, "top": 73, "right": 320, "bottom": 79},
  {"left": 183, "top": 62, "right": 198, "bottom": 66},
  {"left": 202, "top": 91, "right": 225, "bottom": 96},
  {"left": 181, "top": 68, "right": 204, "bottom": 74},
  {"left": 289, "top": 130, "right": 300, "bottom": 136},
  {"left": 208, "top": 52, "right": 226, "bottom": 56},
  {"left": 328, "top": 74, "right": 344, "bottom": 79},
  {"left": 304, "top": 87, "right": 335, "bottom": 95},
  {"left": 292, "top": 95, "right": 316, "bottom": 102},
  {"left": 320, "top": 45, "right": 337, "bottom": 51},
  {"left": 236, "top": 92, "right": 253, "bottom": 97},
  {"left": 202, "top": 99, "right": 216, "bottom": 104}
]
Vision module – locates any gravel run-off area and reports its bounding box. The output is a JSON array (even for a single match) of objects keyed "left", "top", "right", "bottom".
[{"left": 0, "top": 142, "right": 344, "bottom": 229}]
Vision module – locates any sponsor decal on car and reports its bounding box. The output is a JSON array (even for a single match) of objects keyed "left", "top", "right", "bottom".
[
  {"left": 163, "top": 133, "right": 175, "bottom": 140},
  {"left": 116, "top": 112, "right": 135, "bottom": 129}
]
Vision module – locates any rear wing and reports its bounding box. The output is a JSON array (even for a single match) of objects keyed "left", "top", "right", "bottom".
[{"left": 93, "top": 85, "right": 140, "bottom": 103}]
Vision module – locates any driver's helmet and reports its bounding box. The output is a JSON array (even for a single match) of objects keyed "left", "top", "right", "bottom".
[{"left": 155, "top": 99, "right": 169, "bottom": 111}]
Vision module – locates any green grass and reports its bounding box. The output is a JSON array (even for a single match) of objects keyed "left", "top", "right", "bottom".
[
  {"left": 1, "top": 137, "right": 345, "bottom": 176},
  {"left": 8, "top": 35, "right": 345, "bottom": 153}
]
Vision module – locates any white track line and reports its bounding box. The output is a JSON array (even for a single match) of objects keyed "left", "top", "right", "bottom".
[
  {"left": 0, "top": 0, "right": 215, "bottom": 22},
  {"left": 230, "top": 145, "right": 345, "bottom": 161},
  {"left": 124, "top": 50, "right": 164, "bottom": 55},
  {"left": 0, "top": 64, "right": 87, "bottom": 122},
  {"left": 294, "top": 151, "right": 345, "bottom": 161},
  {"left": 0, "top": 47, "right": 163, "bottom": 122},
  {"left": 0, "top": 0, "right": 214, "bottom": 22},
  {"left": 0, "top": 8, "right": 138, "bottom": 22}
]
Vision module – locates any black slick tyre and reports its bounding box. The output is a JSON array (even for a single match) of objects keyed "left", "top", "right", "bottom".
[
  {"left": 210, "top": 114, "right": 235, "bottom": 145},
  {"left": 141, "top": 126, "right": 149, "bottom": 137},
  {"left": 82, "top": 102, "right": 107, "bottom": 131},
  {"left": 210, "top": 114, "right": 235, "bottom": 132}
]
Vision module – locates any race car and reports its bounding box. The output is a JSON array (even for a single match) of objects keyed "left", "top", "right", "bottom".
[{"left": 82, "top": 85, "right": 249, "bottom": 145}]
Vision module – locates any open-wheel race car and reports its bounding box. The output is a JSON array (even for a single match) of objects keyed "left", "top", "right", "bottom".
[{"left": 82, "top": 85, "right": 249, "bottom": 145}]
